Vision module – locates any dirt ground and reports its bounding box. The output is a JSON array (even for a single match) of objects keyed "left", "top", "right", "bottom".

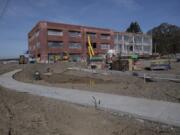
[
  {"left": 0, "top": 63, "right": 21, "bottom": 75},
  {"left": 1, "top": 63, "right": 180, "bottom": 134},
  {"left": 1, "top": 86, "right": 180, "bottom": 135},
  {"left": 14, "top": 62, "right": 180, "bottom": 103}
]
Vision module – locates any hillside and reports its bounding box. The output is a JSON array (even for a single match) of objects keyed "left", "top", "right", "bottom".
[{"left": 148, "top": 23, "right": 180, "bottom": 54}]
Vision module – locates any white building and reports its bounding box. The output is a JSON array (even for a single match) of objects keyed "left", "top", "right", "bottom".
[{"left": 114, "top": 32, "right": 152, "bottom": 56}]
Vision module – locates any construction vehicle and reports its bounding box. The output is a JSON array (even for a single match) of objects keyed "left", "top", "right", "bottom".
[{"left": 19, "top": 55, "right": 27, "bottom": 64}]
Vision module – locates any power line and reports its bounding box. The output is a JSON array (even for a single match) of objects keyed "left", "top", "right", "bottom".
[{"left": 0, "top": 0, "right": 10, "bottom": 20}]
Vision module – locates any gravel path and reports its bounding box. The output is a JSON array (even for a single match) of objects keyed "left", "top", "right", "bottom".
[{"left": 0, "top": 69, "right": 180, "bottom": 127}]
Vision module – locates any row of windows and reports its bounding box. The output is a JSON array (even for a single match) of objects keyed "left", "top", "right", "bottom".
[
  {"left": 114, "top": 35, "right": 152, "bottom": 44},
  {"left": 47, "top": 41, "right": 110, "bottom": 49},
  {"left": 30, "top": 30, "right": 111, "bottom": 43},
  {"left": 117, "top": 44, "right": 151, "bottom": 52},
  {"left": 47, "top": 29, "right": 111, "bottom": 39},
  {"left": 48, "top": 41, "right": 63, "bottom": 48},
  {"left": 48, "top": 30, "right": 63, "bottom": 36},
  {"left": 69, "top": 42, "right": 81, "bottom": 49}
]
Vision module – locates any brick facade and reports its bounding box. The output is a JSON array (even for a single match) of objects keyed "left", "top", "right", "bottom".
[{"left": 28, "top": 21, "right": 114, "bottom": 63}]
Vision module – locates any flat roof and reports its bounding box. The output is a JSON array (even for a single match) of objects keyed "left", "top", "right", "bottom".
[{"left": 43, "top": 21, "right": 113, "bottom": 32}]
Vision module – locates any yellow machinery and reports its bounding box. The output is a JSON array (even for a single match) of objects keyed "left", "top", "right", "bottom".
[
  {"left": 19, "top": 55, "right": 26, "bottom": 64},
  {"left": 62, "top": 51, "right": 69, "bottom": 61},
  {"left": 48, "top": 52, "right": 69, "bottom": 63},
  {"left": 88, "top": 36, "right": 95, "bottom": 58},
  {"left": 87, "top": 36, "right": 105, "bottom": 69}
]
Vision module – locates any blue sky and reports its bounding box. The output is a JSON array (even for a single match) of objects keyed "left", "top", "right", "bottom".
[{"left": 0, "top": 0, "right": 179, "bottom": 58}]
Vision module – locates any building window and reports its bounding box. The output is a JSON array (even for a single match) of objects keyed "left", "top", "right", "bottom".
[
  {"left": 127, "top": 45, "right": 133, "bottom": 52},
  {"left": 29, "top": 34, "right": 35, "bottom": 42},
  {"left": 143, "top": 36, "right": 152, "bottom": 45},
  {"left": 29, "top": 36, "right": 33, "bottom": 42},
  {"left": 124, "top": 35, "right": 133, "bottom": 43},
  {"left": 115, "top": 44, "right": 122, "bottom": 52},
  {"left": 92, "top": 43, "right": 97, "bottom": 48},
  {"left": 35, "top": 31, "right": 39, "bottom": 37},
  {"left": 48, "top": 29, "right": 63, "bottom": 36},
  {"left": 144, "top": 46, "right": 151, "bottom": 52},
  {"left": 33, "top": 45, "right": 36, "bottom": 50},
  {"left": 48, "top": 41, "right": 63, "bottom": 48},
  {"left": 100, "top": 34, "right": 110, "bottom": 40},
  {"left": 134, "top": 36, "right": 142, "bottom": 44},
  {"left": 36, "top": 42, "right": 40, "bottom": 48},
  {"left": 86, "top": 42, "right": 96, "bottom": 49},
  {"left": 87, "top": 32, "right": 96, "bottom": 39},
  {"left": 69, "top": 42, "right": 81, "bottom": 49},
  {"left": 134, "top": 45, "right": 142, "bottom": 51},
  {"left": 69, "top": 31, "right": 81, "bottom": 37},
  {"left": 100, "top": 44, "right": 110, "bottom": 50},
  {"left": 118, "top": 34, "right": 123, "bottom": 40}
]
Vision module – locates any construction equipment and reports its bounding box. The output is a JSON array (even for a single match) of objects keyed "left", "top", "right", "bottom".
[
  {"left": 111, "top": 59, "right": 129, "bottom": 71},
  {"left": 48, "top": 52, "right": 70, "bottom": 63},
  {"left": 33, "top": 71, "right": 41, "bottom": 80},
  {"left": 87, "top": 36, "right": 105, "bottom": 69},
  {"left": 19, "top": 55, "right": 27, "bottom": 64},
  {"left": 106, "top": 49, "right": 118, "bottom": 70},
  {"left": 88, "top": 36, "right": 95, "bottom": 58},
  {"left": 150, "top": 59, "right": 171, "bottom": 70},
  {"left": 62, "top": 51, "right": 69, "bottom": 61}
]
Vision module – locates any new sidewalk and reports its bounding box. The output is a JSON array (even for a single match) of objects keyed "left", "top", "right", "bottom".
[{"left": 0, "top": 69, "right": 180, "bottom": 127}]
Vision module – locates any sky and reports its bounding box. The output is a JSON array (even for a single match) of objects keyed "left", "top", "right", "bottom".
[{"left": 0, "top": 0, "right": 179, "bottom": 58}]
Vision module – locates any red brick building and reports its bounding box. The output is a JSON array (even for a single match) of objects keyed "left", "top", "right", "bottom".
[{"left": 28, "top": 21, "right": 114, "bottom": 63}]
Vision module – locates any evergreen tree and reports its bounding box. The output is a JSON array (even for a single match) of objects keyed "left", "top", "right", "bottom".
[{"left": 126, "top": 21, "right": 142, "bottom": 33}]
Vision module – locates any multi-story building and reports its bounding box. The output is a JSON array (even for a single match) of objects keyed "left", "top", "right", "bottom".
[
  {"left": 28, "top": 21, "right": 152, "bottom": 63},
  {"left": 28, "top": 21, "right": 114, "bottom": 63},
  {"left": 114, "top": 32, "right": 152, "bottom": 57}
]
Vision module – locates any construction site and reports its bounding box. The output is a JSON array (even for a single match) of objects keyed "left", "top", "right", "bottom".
[{"left": 1, "top": 21, "right": 180, "bottom": 135}]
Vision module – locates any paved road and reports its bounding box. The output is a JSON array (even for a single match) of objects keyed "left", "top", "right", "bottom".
[{"left": 0, "top": 69, "right": 180, "bottom": 127}]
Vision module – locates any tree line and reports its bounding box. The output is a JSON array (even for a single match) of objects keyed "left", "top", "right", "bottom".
[{"left": 126, "top": 22, "right": 180, "bottom": 54}]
